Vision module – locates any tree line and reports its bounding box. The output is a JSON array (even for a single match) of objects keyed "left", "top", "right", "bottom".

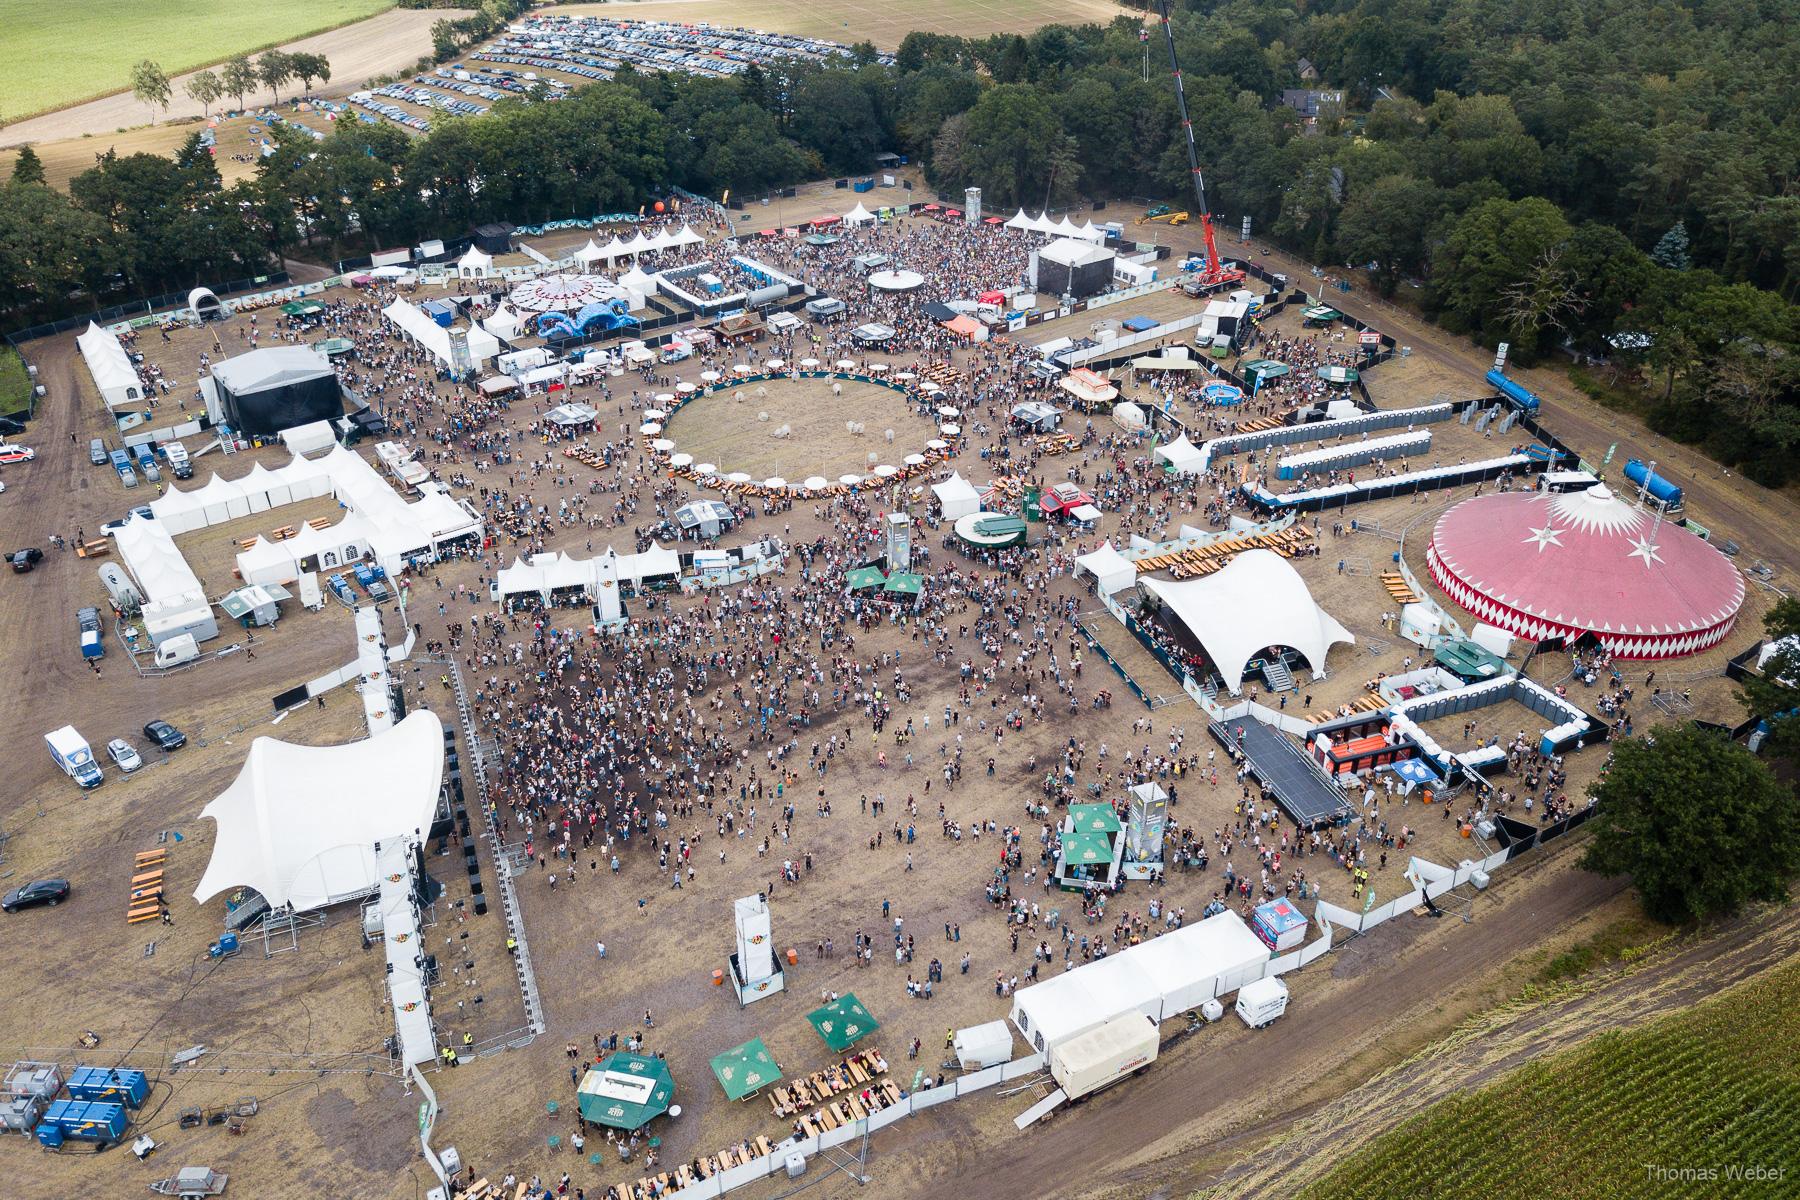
[{"left": 3, "top": 0, "right": 1794, "bottom": 477}]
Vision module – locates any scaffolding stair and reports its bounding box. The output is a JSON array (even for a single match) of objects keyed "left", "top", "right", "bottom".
[{"left": 1262, "top": 658, "right": 1296, "bottom": 693}]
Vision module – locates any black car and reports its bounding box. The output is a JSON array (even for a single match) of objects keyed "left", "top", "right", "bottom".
[
  {"left": 0, "top": 416, "right": 25, "bottom": 437},
  {"left": 10, "top": 547, "right": 44, "bottom": 573},
  {"left": 3, "top": 878, "right": 69, "bottom": 913},
  {"left": 142, "top": 720, "right": 187, "bottom": 751}
]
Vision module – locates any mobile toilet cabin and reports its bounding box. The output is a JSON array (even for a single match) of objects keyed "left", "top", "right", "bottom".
[{"left": 1234, "top": 977, "right": 1289, "bottom": 1029}]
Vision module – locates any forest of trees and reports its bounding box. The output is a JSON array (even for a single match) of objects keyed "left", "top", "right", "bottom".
[{"left": 2, "top": 0, "right": 1795, "bottom": 477}]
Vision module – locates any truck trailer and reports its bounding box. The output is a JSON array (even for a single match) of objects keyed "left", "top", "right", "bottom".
[{"left": 1047, "top": 1012, "right": 1159, "bottom": 1101}]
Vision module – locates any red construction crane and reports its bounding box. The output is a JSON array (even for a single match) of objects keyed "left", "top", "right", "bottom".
[{"left": 1155, "top": 0, "right": 1245, "bottom": 291}]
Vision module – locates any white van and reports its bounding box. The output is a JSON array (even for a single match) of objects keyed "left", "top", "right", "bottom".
[
  {"left": 1234, "top": 977, "right": 1290, "bottom": 1029},
  {"left": 154, "top": 633, "right": 200, "bottom": 668}
]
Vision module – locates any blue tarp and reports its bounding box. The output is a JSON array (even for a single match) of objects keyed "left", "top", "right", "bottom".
[{"left": 1122, "top": 316, "right": 1161, "bottom": 332}]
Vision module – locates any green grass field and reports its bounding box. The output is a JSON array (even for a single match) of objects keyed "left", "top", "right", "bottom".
[
  {"left": 0, "top": 0, "right": 394, "bottom": 121},
  {"left": 1296, "top": 958, "right": 1800, "bottom": 1200}
]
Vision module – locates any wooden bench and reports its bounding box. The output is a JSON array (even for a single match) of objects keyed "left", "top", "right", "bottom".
[
  {"left": 127, "top": 904, "right": 160, "bottom": 924},
  {"left": 76, "top": 540, "right": 111, "bottom": 559},
  {"left": 272, "top": 525, "right": 298, "bottom": 541},
  {"left": 134, "top": 850, "right": 166, "bottom": 867},
  {"left": 307, "top": 517, "right": 331, "bottom": 530},
  {"left": 131, "top": 870, "right": 164, "bottom": 888}
]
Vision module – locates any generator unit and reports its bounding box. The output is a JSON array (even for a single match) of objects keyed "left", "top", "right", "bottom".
[
  {"left": 68, "top": 1066, "right": 149, "bottom": 1108},
  {"left": 0, "top": 1093, "right": 48, "bottom": 1134},
  {"left": 36, "top": 1099, "right": 128, "bottom": 1147}
]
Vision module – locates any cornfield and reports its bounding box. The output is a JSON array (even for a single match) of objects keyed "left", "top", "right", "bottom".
[{"left": 1297, "top": 958, "right": 1800, "bottom": 1199}]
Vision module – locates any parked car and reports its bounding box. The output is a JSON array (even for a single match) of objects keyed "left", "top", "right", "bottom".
[
  {"left": 0, "top": 417, "right": 25, "bottom": 437},
  {"left": 10, "top": 547, "right": 44, "bottom": 572},
  {"left": 3, "top": 878, "right": 70, "bottom": 913},
  {"left": 107, "top": 738, "right": 143, "bottom": 772},
  {"left": 0, "top": 444, "right": 35, "bottom": 464},
  {"left": 142, "top": 719, "right": 187, "bottom": 751},
  {"left": 90, "top": 438, "right": 108, "bottom": 465},
  {"left": 101, "top": 506, "right": 156, "bottom": 536}
]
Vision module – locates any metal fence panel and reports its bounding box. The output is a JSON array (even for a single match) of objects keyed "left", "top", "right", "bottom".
[
  {"left": 1000, "top": 1053, "right": 1044, "bottom": 1080},
  {"left": 957, "top": 1065, "right": 1005, "bottom": 1094},
  {"left": 911, "top": 1083, "right": 956, "bottom": 1110}
]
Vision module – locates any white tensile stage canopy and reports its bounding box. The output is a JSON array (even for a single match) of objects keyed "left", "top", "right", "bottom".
[
  {"left": 193, "top": 710, "right": 445, "bottom": 912},
  {"left": 1137, "top": 549, "right": 1355, "bottom": 694}
]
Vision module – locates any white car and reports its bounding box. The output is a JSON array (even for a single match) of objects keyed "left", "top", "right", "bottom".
[
  {"left": 107, "top": 738, "right": 143, "bottom": 772},
  {"left": 0, "top": 444, "right": 34, "bottom": 464}
]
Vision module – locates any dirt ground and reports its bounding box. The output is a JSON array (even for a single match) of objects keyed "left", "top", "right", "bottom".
[
  {"left": 2, "top": 202, "right": 1794, "bottom": 1200},
  {"left": 661, "top": 377, "right": 940, "bottom": 483}
]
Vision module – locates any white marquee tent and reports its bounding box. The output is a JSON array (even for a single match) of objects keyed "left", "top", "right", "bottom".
[
  {"left": 1075, "top": 541, "right": 1137, "bottom": 596},
  {"left": 77, "top": 322, "right": 144, "bottom": 409},
  {"left": 1153, "top": 433, "right": 1207, "bottom": 475},
  {"left": 456, "top": 246, "right": 494, "bottom": 278},
  {"left": 1011, "top": 912, "right": 1273, "bottom": 1053},
  {"left": 113, "top": 513, "right": 219, "bottom": 647},
  {"left": 382, "top": 298, "right": 500, "bottom": 369},
  {"left": 843, "top": 202, "right": 876, "bottom": 225},
  {"left": 930, "top": 473, "right": 981, "bottom": 520},
  {"left": 1137, "top": 549, "right": 1354, "bottom": 693},
  {"left": 193, "top": 710, "right": 446, "bottom": 912}
]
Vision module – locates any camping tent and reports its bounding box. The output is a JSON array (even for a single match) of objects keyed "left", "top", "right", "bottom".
[
  {"left": 710, "top": 1038, "right": 781, "bottom": 1101},
  {"left": 806, "top": 994, "right": 879, "bottom": 1052},
  {"left": 578, "top": 1053, "right": 674, "bottom": 1130},
  {"left": 1075, "top": 541, "right": 1137, "bottom": 595},
  {"left": 930, "top": 473, "right": 981, "bottom": 520},
  {"left": 192, "top": 711, "right": 445, "bottom": 911},
  {"left": 1138, "top": 549, "right": 1354, "bottom": 693}
]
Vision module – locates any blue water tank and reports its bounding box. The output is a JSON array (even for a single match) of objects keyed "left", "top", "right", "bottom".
[
  {"left": 1623, "top": 459, "right": 1682, "bottom": 508},
  {"left": 1484, "top": 368, "right": 1541, "bottom": 412}
]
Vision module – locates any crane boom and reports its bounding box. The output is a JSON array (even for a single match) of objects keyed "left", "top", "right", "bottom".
[{"left": 1153, "top": 0, "right": 1243, "bottom": 290}]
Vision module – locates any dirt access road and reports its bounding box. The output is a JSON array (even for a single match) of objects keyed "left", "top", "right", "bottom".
[{"left": 0, "top": 8, "right": 466, "bottom": 149}]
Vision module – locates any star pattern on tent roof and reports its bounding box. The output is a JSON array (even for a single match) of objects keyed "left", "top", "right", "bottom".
[
  {"left": 1627, "top": 536, "right": 1664, "bottom": 567},
  {"left": 1523, "top": 524, "right": 1565, "bottom": 552}
]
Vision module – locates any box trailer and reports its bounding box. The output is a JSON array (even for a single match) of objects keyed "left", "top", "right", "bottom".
[
  {"left": 1235, "top": 977, "right": 1289, "bottom": 1029},
  {"left": 1047, "top": 1012, "right": 1158, "bottom": 1101}
]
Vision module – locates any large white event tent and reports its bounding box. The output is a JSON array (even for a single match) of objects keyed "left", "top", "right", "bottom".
[
  {"left": 152, "top": 445, "right": 483, "bottom": 578},
  {"left": 77, "top": 322, "right": 145, "bottom": 409},
  {"left": 193, "top": 710, "right": 446, "bottom": 912},
  {"left": 1011, "top": 912, "right": 1272, "bottom": 1053},
  {"left": 1137, "top": 549, "right": 1355, "bottom": 693},
  {"left": 456, "top": 246, "right": 494, "bottom": 278},
  {"left": 494, "top": 542, "right": 682, "bottom": 603},
  {"left": 482, "top": 302, "right": 524, "bottom": 343},
  {"left": 930, "top": 473, "right": 981, "bottom": 520},
  {"left": 843, "top": 202, "right": 876, "bottom": 225},
  {"left": 113, "top": 513, "right": 219, "bottom": 647},
  {"left": 1075, "top": 541, "right": 1137, "bottom": 596},
  {"left": 382, "top": 298, "right": 500, "bottom": 369}
]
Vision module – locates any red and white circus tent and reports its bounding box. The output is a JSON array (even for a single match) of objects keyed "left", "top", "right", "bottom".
[{"left": 1426, "top": 483, "right": 1744, "bottom": 658}]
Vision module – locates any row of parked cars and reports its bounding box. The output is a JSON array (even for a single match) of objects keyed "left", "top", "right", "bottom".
[{"left": 373, "top": 82, "right": 488, "bottom": 119}]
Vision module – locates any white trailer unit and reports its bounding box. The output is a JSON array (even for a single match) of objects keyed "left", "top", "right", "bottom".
[
  {"left": 1047, "top": 1013, "right": 1159, "bottom": 1101},
  {"left": 1235, "top": 977, "right": 1290, "bottom": 1029}
]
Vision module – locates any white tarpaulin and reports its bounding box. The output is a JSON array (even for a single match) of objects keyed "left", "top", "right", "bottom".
[
  {"left": 1138, "top": 549, "right": 1354, "bottom": 693},
  {"left": 193, "top": 710, "right": 445, "bottom": 911}
]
